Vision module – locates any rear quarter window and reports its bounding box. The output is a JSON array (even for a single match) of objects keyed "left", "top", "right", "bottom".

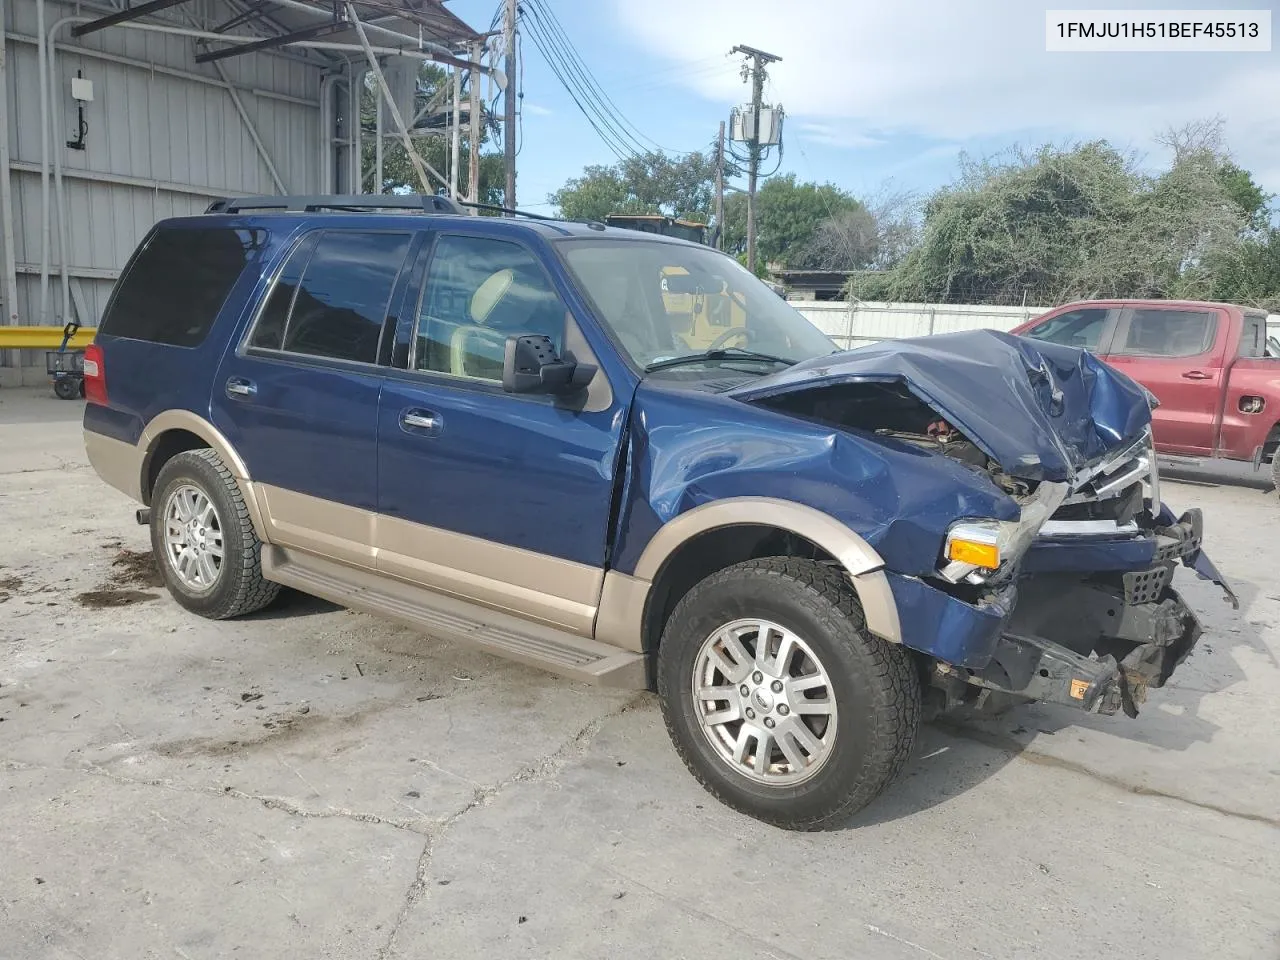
[
  {"left": 99, "top": 226, "right": 267, "bottom": 347},
  {"left": 1111, "top": 308, "right": 1217, "bottom": 358}
]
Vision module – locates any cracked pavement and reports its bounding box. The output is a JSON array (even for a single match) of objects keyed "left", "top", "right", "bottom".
[{"left": 2, "top": 388, "right": 1279, "bottom": 960}]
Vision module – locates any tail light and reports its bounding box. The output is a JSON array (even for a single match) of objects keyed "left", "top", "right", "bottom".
[{"left": 83, "top": 342, "right": 108, "bottom": 406}]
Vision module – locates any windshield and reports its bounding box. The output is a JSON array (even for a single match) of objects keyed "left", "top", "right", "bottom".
[{"left": 558, "top": 238, "right": 837, "bottom": 372}]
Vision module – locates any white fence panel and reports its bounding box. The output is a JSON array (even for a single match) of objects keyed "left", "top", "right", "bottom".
[
  {"left": 792, "top": 301, "right": 1052, "bottom": 350},
  {"left": 795, "top": 303, "right": 1280, "bottom": 352}
]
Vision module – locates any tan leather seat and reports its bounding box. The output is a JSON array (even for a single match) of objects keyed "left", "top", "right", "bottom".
[{"left": 450, "top": 268, "right": 514, "bottom": 378}]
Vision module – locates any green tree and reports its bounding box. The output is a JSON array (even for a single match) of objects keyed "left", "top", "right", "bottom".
[
  {"left": 549, "top": 151, "right": 721, "bottom": 222},
  {"left": 1218, "top": 162, "right": 1271, "bottom": 231},
  {"left": 1208, "top": 230, "right": 1280, "bottom": 310},
  {"left": 721, "top": 175, "right": 866, "bottom": 270},
  {"left": 870, "top": 138, "right": 1254, "bottom": 304}
]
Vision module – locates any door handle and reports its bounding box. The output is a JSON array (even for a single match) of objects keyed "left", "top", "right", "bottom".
[
  {"left": 225, "top": 377, "right": 257, "bottom": 398},
  {"left": 400, "top": 408, "right": 441, "bottom": 433},
  {"left": 1181, "top": 370, "right": 1213, "bottom": 380}
]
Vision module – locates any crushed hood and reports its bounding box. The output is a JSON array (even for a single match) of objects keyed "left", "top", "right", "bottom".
[{"left": 729, "top": 329, "right": 1152, "bottom": 483}]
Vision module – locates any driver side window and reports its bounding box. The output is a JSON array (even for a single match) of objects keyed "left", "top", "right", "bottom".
[
  {"left": 414, "top": 235, "right": 565, "bottom": 381},
  {"left": 1023, "top": 308, "right": 1112, "bottom": 350}
]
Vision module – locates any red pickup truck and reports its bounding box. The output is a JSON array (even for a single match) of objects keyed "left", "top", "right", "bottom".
[{"left": 1011, "top": 299, "right": 1280, "bottom": 491}]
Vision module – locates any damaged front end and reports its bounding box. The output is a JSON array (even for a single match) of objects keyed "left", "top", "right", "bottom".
[{"left": 731, "top": 330, "right": 1237, "bottom": 720}]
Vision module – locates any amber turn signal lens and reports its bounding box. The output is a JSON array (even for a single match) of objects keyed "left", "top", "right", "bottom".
[{"left": 946, "top": 539, "right": 1000, "bottom": 569}]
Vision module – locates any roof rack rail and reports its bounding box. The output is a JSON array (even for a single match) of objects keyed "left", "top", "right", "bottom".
[
  {"left": 204, "top": 194, "right": 469, "bottom": 216},
  {"left": 455, "top": 199, "right": 556, "bottom": 221},
  {"left": 457, "top": 199, "right": 606, "bottom": 231}
]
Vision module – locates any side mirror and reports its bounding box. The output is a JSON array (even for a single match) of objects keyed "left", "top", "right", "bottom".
[{"left": 502, "top": 335, "right": 597, "bottom": 396}]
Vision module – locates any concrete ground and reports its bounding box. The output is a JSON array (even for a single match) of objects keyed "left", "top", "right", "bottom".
[{"left": 2, "top": 386, "right": 1278, "bottom": 960}]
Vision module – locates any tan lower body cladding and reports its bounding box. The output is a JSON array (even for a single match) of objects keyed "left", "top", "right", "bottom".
[
  {"left": 86, "top": 417, "right": 904, "bottom": 686},
  {"left": 251, "top": 483, "right": 604, "bottom": 638}
]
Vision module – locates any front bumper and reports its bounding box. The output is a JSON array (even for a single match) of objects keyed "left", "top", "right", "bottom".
[{"left": 901, "top": 506, "right": 1235, "bottom": 718}]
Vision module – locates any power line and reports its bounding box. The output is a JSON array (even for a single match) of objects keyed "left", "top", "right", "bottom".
[
  {"left": 519, "top": 2, "right": 649, "bottom": 159},
  {"left": 519, "top": 0, "right": 701, "bottom": 161},
  {"left": 520, "top": 10, "right": 637, "bottom": 161},
  {"left": 523, "top": 0, "right": 670, "bottom": 154}
]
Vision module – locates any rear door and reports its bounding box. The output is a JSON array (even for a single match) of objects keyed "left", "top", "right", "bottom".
[
  {"left": 211, "top": 227, "right": 417, "bottom": 568},
  {"left": 375, "top": 230, "right": 625, "bottom": 636},
  {"left": 1102, "top": 306, "right": 1227, "bottom": 455}
]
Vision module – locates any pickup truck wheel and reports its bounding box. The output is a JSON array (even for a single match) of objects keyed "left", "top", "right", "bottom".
[
  {"left": 1271, "top": 452, "right": 1280, "bottom": 494},
  {"left": 150, "top": 449, "right": 280, "bottom": 620},
  {"left": 657, "top": 557, "right": 920, "bottom": 830}
]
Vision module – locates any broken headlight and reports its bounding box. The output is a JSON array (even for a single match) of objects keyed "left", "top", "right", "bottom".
[
  {"left": 938, "top": 481, "right": 1070, "bottom": 585},
  {"left": 940, "top": 519, "right": 1016, "bottom": 583}
]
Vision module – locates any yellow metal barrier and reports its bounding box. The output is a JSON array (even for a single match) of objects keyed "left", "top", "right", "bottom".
[{"left": 0, "top": 326, "right": 97, "bottom": 349}]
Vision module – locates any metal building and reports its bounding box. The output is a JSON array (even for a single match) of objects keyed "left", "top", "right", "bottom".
[{"left": 0, "top": 0, "right": 484, "bottom": 385}]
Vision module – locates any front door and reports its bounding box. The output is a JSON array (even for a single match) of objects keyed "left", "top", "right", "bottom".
[
  {"left": 1101, "top": 306, "right": 1227, "bottom": 455},
  {"left": 376, "top": 231, "right": 626, "bottom": 635},
  {"left": 212, "top": 227, "right": 416, "bottom": 567}
]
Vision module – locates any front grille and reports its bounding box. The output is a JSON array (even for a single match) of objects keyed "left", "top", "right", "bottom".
[{"left": 1051, "top": 481, "right": 1143, "bottom": 524}]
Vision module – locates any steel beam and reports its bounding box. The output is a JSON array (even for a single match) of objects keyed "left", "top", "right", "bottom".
[
  {"left": 71, "top": 0, "right": 194, "bottom": 37},
  {"left": 194, "top": 19, "right": 347, "bottom": 63},
  {"left": 0, "top": 325, "right": 96, "bottom": 349},
  {"left": 211, "top": 2, "right": 274, "bottom": 34}
]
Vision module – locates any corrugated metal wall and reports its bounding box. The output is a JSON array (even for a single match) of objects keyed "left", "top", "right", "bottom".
[{"left": 2, "top": 0, "right": 324, "bottom": 381}]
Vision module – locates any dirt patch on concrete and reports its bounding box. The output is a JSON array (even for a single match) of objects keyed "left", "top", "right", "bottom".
[
  {"left": 110, "top": 549, "right": 163, "bottom": 589},
  {"left": 75, "top": 589, "right": 159, "bottom": 609},
  {"left": 151, "top": 700, "right": 397, "bottom": 759}
]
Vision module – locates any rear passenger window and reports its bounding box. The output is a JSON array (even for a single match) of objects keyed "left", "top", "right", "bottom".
[
  {"left": 1113, "top": 309, "right": 1216, "bottom": 358},
  {"left": 100, "top": 226, "right": 265, "bottom": 346},
  {"left": 249, "top": 230, "right": 411, "bottom": 364},
  {"left": 249, "top": 233, "right": 318, "bottom": 351}
]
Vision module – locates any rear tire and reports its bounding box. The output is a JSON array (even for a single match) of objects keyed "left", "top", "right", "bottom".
[
  {"left": 53, "top": 377, "right": 78, "bottom": 400},
  {"left": 150, "top": 449, "right": 280, "bottom": 619},
  {"left": 656, "top": 557, "right": 920, "bottom": 830}
]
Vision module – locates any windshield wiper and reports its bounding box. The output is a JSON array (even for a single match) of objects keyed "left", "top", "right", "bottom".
[{"left": 644, "top": 348, "right": 797, "bottom": 373}]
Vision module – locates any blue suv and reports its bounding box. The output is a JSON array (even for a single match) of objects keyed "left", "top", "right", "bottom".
[{"left": 82, "top": 195, "right": 1234, "bottom": 830}]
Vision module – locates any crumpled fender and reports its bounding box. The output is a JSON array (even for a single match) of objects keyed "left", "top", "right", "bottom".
[{"left": 610, "top": 383, "right": 1017, "bottom": 579}]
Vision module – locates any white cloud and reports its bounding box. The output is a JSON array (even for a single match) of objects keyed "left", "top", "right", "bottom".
[
  {"left": 614, "top": 0, "right": 1280, "bottom": 189},
  {"left": 794, "top": 121, "right": 883, "bottom": 149},
  {"left": 523, "top": 102, "right": 554, "bottom": 117}
]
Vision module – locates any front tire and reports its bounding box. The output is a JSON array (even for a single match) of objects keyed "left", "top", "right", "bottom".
[
  {"left": 150, "top": 449, "right": 280, "bottom": 619},
  {"left": 657, "top": 557, "right": 920, "bottom": 830}
]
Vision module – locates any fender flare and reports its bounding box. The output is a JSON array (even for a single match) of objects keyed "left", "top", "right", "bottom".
[
  {"left": 139, "top": 410, "right": 269, "bottom": 541},
  {"left": 631, "top": 497, "right": 902, "bottom": 644}
]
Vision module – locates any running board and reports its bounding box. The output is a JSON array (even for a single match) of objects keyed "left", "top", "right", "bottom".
[{"left": 260, "top": 547, "right": 648, "bottom": 689}]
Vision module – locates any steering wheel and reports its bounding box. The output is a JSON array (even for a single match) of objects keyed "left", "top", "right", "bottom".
[{"left": 708, "top": 326, "right": 753, "bottom": 350}]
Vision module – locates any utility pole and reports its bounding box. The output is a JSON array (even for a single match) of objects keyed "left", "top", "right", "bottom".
[
  {"left": 731, "top": 44, "right": 781, "bottom": 274},
  {"left": 714, "top": 120, "right": 725, "bottom": 251},
  {"left": 450, "top": 60, "right": 461, "bottom": 199},
  {"left": 468, "top": 39, "right": 483, "bottom": 204},
  {"left": 503, "top": 0, "right": 518, "bottom": 210}
]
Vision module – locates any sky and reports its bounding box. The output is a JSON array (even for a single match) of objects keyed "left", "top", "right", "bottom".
[{"left": 445, "top": 0, "right": 1280, "bottom": 212}]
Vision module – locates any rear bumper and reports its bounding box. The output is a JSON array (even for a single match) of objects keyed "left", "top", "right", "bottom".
[{"left": 84, "top": 426, "right": 143, "bottom": 502}]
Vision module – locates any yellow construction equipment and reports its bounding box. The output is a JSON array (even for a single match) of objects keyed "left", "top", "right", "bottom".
[{"left": 0, "top": 325, "right": 97, "bottom": 349}]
